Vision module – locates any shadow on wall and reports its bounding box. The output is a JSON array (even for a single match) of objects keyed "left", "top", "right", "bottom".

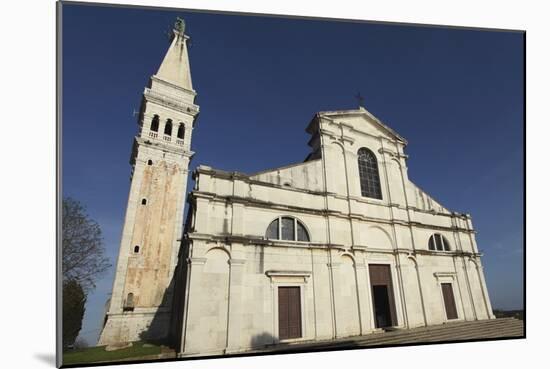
[
  {"left": 250, "top": 332, "right": 277, "bottom": 349},
  {"left": 139, "top": 211, "right": 194, "bottom": 352},
  {"left": 136, "top": 266, "right": 180, "bottom": 349}
]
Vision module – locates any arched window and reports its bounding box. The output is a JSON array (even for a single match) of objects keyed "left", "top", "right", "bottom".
[
  {"left": 164, "top": 119, "right": 173, "bottom": 136},
  {"left": 177, "top": 123, "right": 185, "bottom": 139},
  {"left": 141, "top": 198, "right": 147, "bottom": 205},
  {"left": 150, "top": 115, "right": 159, "bottom": 132},
  {"left": 265, "top": 216, "right": 310, "bottom": 242},
  {"left": 124, "top": 293, "right": 135, "bottom": 311},
  {"left": 133, "top": 245, "right": 140, "bottom": 253},
  {"left": 428, "top": 233, "right": 451, "bottom": 251},
  {"left": 358, "top": 148, "right": 382, "bottom": 199},
  {"left": 266, "top": 218, "right": 278, "bottom": 239},
  {"left": 297, "top": 221, "right": 309, "bottom": 242},
  {"left": 147, "top": 159, "right": 153, "bottom": 166}
]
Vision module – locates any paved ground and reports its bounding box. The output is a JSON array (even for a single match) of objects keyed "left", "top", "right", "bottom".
[{"left": 246, "top": 318, "right": 524, "bottom": 354}]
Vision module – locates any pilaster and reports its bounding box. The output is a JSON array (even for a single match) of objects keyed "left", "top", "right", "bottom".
[
  {"left": 180, "top": 257, "right": 207, "bottom": 355},
  {"left": 226, "top": 258, "right": 246, "bottom": 352},
  {"left": 354, "top": 263, "right": 374, "bottom": 334}
]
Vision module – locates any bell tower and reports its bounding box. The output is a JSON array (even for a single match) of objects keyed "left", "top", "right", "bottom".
[{"left": 99, "top": 18, "right": 199, "bottom": 345}]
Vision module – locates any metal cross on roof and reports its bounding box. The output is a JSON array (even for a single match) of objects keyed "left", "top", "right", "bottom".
[{"left": 355, "top": 92, "right": 365, "bottom": 108}]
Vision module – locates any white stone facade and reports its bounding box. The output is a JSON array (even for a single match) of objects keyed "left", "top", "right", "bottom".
[
  {"left": 176, "top": 108, "right": 494, "bottom": 356},
  {"left": 99, "top": 20, "right": 494, "bottom": 356}
]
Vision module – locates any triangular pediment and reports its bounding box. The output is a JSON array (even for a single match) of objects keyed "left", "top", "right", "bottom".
[{"left": 314, "top": 107, "right": 407, "bottom": 145}]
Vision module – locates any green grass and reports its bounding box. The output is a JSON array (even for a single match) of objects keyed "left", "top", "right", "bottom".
[{"left": 62, "top": 341, "right": 162, "bottom": 366}]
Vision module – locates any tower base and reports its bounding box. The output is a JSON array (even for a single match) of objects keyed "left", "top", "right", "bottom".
[{"left": 97, "top": 310, "right": 171, "bottom": 346}]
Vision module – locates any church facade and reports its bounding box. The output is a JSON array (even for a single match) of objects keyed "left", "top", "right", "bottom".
[{"left": 98, "top": 20, "right": 495, "bottom": 356}]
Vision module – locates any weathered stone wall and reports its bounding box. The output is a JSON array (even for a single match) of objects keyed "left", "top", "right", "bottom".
[
  {"left": 123, "top": 154, "right": 185, "bottom": 308},
  {"left": 250, "top": 159, "right": 323, "bottom": 192}
]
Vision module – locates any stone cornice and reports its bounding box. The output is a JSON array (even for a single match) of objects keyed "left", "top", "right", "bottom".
[
  {"left": 191, "top": 191, "right": 340, "bottom": 217},
  {"left": 378, "top": 147, "right": 409, "bottom": 160},
  {"left": 187, "top": 257, "right": 207, "bottom": 265},
  {"left": 187, "top": 232, "right": 346, "bottom": 249},
  {"left": 136, "top": 136, "right": 195, "bottom": 158},
  {"left": 143, "top": 87, "right": 200, "bottom": 116},
  {"left": 186, "top": 232, "right": 483, "bottom": 260},
  {"left": 150, "top": 75, "right": 197, "bottom": 96},
  {"left": 265, "top": 270, "right": 311, "bottom": 283},
  {"left": 265, "top": 270, "right": 312, "bottom": 278},
  {"left": 189, "top": 191, "right": 474, "bottom": 234},
  {"left": 433, "top": 272, "right": 457, "bottom": 280}
]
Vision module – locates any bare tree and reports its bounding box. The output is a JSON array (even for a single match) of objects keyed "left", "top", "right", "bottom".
[{"left": 62, "top": 197, "right": 111, "bottom": 292}]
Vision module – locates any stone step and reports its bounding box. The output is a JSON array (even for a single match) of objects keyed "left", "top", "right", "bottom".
[
  {"left": 388, "top": 326, "right": 523, "bottom": 344},
  {"left": 262, "top": 319, "right": 523, "bottom": 353},
  {"left": 353, "top": 319, "right": 521, "bottom": 345},
  {"left": 379, "top": 318, "right": 519, "bottom": 337},
  {"left": 359, "top": 320, "right": 523, "bottom": 346},
  {"left": 400, "top": 327, "right": 524, "bottom": 344}
]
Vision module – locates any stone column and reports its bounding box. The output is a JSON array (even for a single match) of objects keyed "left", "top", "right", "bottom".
[
  {"left": 355, "top": 262, "right": 373, "bottom": 334},
  {"left": 226, "top": 258, "right": 246, "bottom": 353}
]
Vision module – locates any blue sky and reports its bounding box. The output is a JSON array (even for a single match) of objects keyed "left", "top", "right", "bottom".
[{"left": 61, "top": 3, "right": 524, "bottom": 344}]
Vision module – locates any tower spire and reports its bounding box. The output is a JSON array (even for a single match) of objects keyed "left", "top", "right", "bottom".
[{"left": 155, "top": 17, "right": 193, "bottom": 90}]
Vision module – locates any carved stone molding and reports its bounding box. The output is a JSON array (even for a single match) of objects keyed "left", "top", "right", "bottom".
[{"left": 265, "top": 270, "right": 311, "bottom": 283}]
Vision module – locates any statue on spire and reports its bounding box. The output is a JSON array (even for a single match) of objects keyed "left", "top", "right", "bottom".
[{"left": 174, "top": 17, "right": 186, "bottom": 36}]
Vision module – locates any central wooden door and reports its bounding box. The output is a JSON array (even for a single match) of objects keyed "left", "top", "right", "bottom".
[
  {"left": 278, "top": 286, "right": 302, "bottom": 340},
  {"left": 441, "top": 283, "right": 458, "bottom": 320},
  {"left": 369, "top": 264, "right": 397, "bottom": 328}
]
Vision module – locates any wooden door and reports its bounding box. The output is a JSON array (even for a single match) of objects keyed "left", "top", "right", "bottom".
[
  {"left": 441, "top": 283, "right": 458, "bottom": 320},
  {"left": 278, "top": 287, "right": 302, "bottom": 340},
  {"left": 369, "top": 264, "right": 397, "bottom": 328}
]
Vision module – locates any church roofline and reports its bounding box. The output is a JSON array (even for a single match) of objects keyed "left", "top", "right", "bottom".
[
  {"left": 306, "top": 107, "right": 408, "bottom": 145},
  {"left": 249, "top": 158, "right": 321, "bottom": 177},
  {"left": 192, "top": 166, "right": 471, "bottom": 222}
]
